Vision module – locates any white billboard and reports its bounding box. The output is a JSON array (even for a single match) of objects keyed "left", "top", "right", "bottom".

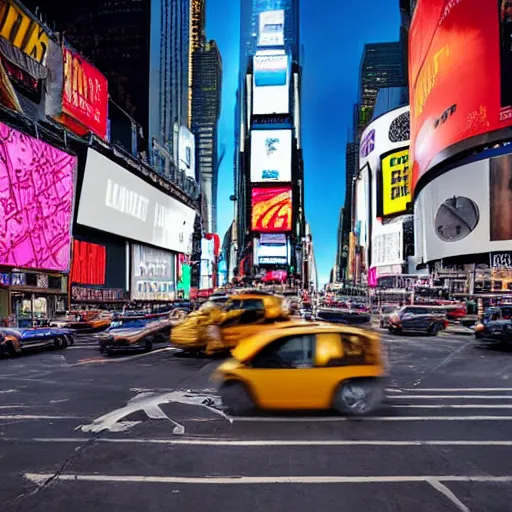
[
  {"left": 371, "top": 223, "right": 404, "bottom": 267},
  {"left": 250, "top": 129, "right": 292, "bottom": 182},
  {"left": 77, "top": 149, "right": 196, "bottom": 254},
  {"left": 415, "top": 154, "right": 512, "bottom": 263},
  {"left": 253, "top": 51, "right": 289, "bottom": 115},
  {"left": 178, "top": 125, "right": 196, "bottom": 180},
  {"left": 131, "top": 244, "right": 176, "bottom": 301},
  {"left": 258, "top": 10, "right": 284, "bottom": 47},
  {"left": 254, "top": 235, "right": 289, "bottom": 265}
]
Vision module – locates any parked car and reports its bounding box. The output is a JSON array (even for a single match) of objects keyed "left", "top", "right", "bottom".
[
  {"left": 0, "top": 327, "right": 75, "bottom": 357},
  {"left": 388, "top": 306, "right": 447, "bottom": 335},
  {"left": 214, "top": 322, "right": 386, "bottom": 416},
  {"left": 171, "top": 293, "right": 291, "bottom": 355}
]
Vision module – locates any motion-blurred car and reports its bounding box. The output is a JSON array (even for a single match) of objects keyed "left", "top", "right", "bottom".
[
  {"left": 170, "top": 293, "right": 290, "bottom": 355},
  {"left": 388, "top": 306, "right": 447, "bottom": 336},
  {"left": 0, "top": 327, "right": 75, "bottom": 357},
  {"left": 379, "top": 306, "right": 397, "bottom": 328},
  {"left": 214, "top": 323, "right": 386, "bottom": 416},
  {"left": 315, "top": 307, "right": 371, "bottom": 326},
  {"left": 473, "top": 318, "right": 512, "bottom": 348}
]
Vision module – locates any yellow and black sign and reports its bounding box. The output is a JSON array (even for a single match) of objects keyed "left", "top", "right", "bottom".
[
  {"left": 0, "top": 0, "right": 49, "bottom": 64},
  {"left": 380, "top": 148, "right": 411, "bottom": 217}
]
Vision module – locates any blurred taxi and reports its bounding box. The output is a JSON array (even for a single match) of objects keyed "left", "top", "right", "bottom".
[
  {"left": 214, "top": 323, "right": 386, "bottom": 416},
  {"left": 170, "top": 292, "right": 290, "bottom": 355}
]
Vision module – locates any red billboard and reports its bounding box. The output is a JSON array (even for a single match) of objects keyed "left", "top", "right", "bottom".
[
  {"left": 59, "top": 47, "right": 108, "bottom": 140},
  {"left": 409, "top": 0, "right": 512, "bottom": 192},
  {"left": 70, "top": 240, "right": 106, "bottom": 285},
  {"left": 251, "top": 187, "right": 292, "bottom": 232}
]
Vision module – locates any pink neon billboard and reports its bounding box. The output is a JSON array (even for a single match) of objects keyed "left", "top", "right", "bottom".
[{"left": 0, "top": 122, "right": 76, "bottom": 272}]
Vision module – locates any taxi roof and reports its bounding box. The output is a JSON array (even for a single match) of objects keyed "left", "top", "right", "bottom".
[{"left": 231, "top": 321, "right": 376, "bottom": 362}]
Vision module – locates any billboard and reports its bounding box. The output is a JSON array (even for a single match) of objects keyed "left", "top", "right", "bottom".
[
  {"left": 253, "top": 52, "right": 289, "bottom": 115},
  {"left": 371, "top": 223, "right": 404, "bottom": 267},
  {"left": 409, "top": 0, "right": 512, "bottom": 192},
  {"left": 251, "top": 187, "right": 292, "bottom": 232},
  {"left": 379, "top": 148, "right": 411, "bottom": 217},
  {"left": 70, "top": 240, "right": 106, "bottom": 285},
  {"left": 254, "top": 234, "right": 289, "bottom": 265},
  {"left": 77, "top": 149, "right": 196, "bottom": 254},
  {"left": 55, "top": 47, "right": 108, "bottom": 140},
  {"left": 0, "top": 122, "right": 76, "bottom": 272},
  {"left": 178, "top": 125, "right": 196, "bottom": 180},
  {"left": 0, "top": 0, "right": 59, "bottom": 119},
  {"left": 131, "top": 244, "right": 175, "bottom": 301},
  {"left": 257, "top": 10, "right": 284, "bottom": 47},
  {"left": 250, "top": 129, "right": 292, "bottom": 182},
  {"left": 415, "top": 153, "right": 512, "bottom": 263}
]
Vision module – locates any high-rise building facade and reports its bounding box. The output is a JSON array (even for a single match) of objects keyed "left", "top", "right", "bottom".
[
  {"left": 192, "top": 40, "right": 222, "bottom": 233},
  {"left": 234, "top": 0, "right": 306, "bottom": 284}
]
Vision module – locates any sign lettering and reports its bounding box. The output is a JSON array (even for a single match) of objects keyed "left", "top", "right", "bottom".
[
  {"left": 380, "top": 148, "right": 411, "bottom": 216},
  {"left": 490, "top": 252, "right": 512, "bottom": 269},
  {"left": 0, "top": 0, "right": 49, "bottom": 64}
]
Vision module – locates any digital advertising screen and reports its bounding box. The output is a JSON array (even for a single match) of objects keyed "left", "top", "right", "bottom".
[
  {"left": 77, "top": 149, "right": 196, "bottom": 254},
  {"left": 379, "top": 148, "right": 411, "bottom": 217},
  {"left": 0, "top": 122, "right": 76, "bottom": 272},
  {"left": 178, "top": 125, "right": 196, "bottom": 180},
  {"left": 253, "top": 52, "right": 289, "bottom": 115},
  {"left": 409, "top": 0, "right": 512, "bottom": 192},
  {"left": 254, "top": 234, "right": 289, "bottom": 265},
  {"left": 251, "top": 187, "right": 292, "bottom": 232},
  {"left": 258, "top": 10, "right": 284, "bottom": 47},
  {"left": 250, "top": 129, "right": 292, "bottom": 182}
]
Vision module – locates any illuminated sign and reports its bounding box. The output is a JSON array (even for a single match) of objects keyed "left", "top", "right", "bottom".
[
  {"left": 258, "top": 10, "right": 284, "bottom": 47},
  {"left": 251, "top": 187, "right": 292, "bottom": 232},
  {"left": 379, "top": 148, "right": 411, "bottom": 217},
  {"left": 250, "top": 129, "right": 292, "bottom": 182},
  {"left": 253, "top": 52, "right": 289, "bottom": 115}
]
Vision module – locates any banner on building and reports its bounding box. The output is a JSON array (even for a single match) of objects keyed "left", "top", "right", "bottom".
[
  {"left": 131, "top": 244, "right": 175, "bottom": 301},
  {"left": 257, "top": 10, "right": 284, "bottom": 47},
  {"left": 253, "top": 51, "right": 289, "bottom": 115},
  {"left": 178, "top": 125, "right": 196, "bottom": 180},
  {"left": 250, "top": 129, "right": 292, "bottom": 182},
  {"left": 251, "top": 187, "right": 292, "bottom": 232},
  {"left": 378, "top": 148, "right": 411, "bottom": 217},
  {"left": 0, "top": 121, "right": 76, "bottom": 272}
]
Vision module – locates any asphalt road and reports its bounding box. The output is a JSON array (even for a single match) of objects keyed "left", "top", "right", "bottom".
[{"left": 1, "top": 330, "right": 512, "bottom": 512}]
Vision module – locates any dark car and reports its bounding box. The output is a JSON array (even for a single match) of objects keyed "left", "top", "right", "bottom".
[
  {"left": 0, "top": 327, "right": 75, "bottom": 357},
  {"left": 388, "top": 306, "right": 447, "bottom": 336},
  {"left": 315, "top": 307, "right": 371, "bottom": 326},
  {"left": 474, "top": 319, "right": 512, "bottom": 348}
]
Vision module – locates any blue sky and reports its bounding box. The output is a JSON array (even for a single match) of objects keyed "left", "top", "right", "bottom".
[{"left": 206, "top": 0, "right": 401, "bottom": 285}]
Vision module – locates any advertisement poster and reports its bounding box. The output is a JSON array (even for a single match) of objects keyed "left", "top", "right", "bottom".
[
  {"left": 0, "top": 122, "right": 76, "bottom": 271},
  {"left": 59, "top": 47, "right": 108, "bottom": 140},
  {"left": 371, "top": 225, "right": 403, "bottom": 267},
  {"left": 131, "top": 244, "right": 175, "bottom": 301},
  {"left": 409, "top": 0, "right": 512, "bottom": 191},
  {"left": 71, "top": 240, "right": 106, "bottom": 285},
  {"left": 178, "top": 125, "right": 196, "bottom": 180},
  {"left": 252, "top": 52, "right": 289, "bottom": 115},
  {"left": 251, "top": 187, "right": 292, "bottom": 232},
  {"left": 258, "top": 10, "right": 284, "bottom": 47},
  {"left": 379, "top": 148, "right": 411, "bottom": 217},
  {"left": 250, "top": 129, "right": 292, "bottom": 182},
  {"left": 254, "top": 235, "right": 288, "bottom": 265},
  {"left": 490, "top": 153, "right": 512, "bottom": 241},
  {"left": 77, "top": 149, "right": 196, "bottom": 254}
]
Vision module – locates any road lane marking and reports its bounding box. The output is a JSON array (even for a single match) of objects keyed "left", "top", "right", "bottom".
[
  {"left": 389, "top": 388, "right": 512, "bottom": 392},
  {"left": 0, "top": 414, "right": 80, "bottom": 420},
  {"left": 6, "top": 438, "right": 512, "bottom": 447},
  {"left": 393, "top": 404, "right": 512, "bottom": 409},
  {"left": 23, "top": 473, "right": 512, "bottom": 485},
  {"left": 389, "top": 395, "right": 512, "bottom": 400},
  {"left": 427, "top": 478, "right": 470, "bottom": 512},
  {"left": 71, "top": 348, "right": 179, "bottom": 366},
  {"left": 231, "top": 415, "right": 512, "bottom": 422}
]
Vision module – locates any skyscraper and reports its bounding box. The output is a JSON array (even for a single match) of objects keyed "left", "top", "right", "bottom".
[
  {"left": 357, "top": 42, "right": 405, "bottom": 138},
  {"left": 192, "top": 40, "right": 222, "bottom": 233},
  {"left": 189, "top": 0, "right": 206, "bottom": 126}
]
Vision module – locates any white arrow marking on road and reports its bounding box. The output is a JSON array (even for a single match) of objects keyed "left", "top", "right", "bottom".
[{"left": 77, "top": 391, "right": 230, "bottom": 435}]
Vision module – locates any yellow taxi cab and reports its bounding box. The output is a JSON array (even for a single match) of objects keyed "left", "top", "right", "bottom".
[
  {"left": 213, "top": 322, "right": 387, "bottom": 416},
  {"left": 170, "top": 292, "right": 290, "bottom": 355}
]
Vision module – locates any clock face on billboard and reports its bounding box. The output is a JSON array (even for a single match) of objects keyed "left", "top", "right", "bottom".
[{"left": 434, "top": 196, "right": 480, "bottom": 243}]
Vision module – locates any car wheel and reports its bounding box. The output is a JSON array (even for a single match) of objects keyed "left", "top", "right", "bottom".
[
  {"left": 53, "top": 337, "right": 62, "bottom": 349},
  {"left": 61, "top": 336, "right": 69, "bottom": 349},
  {"left": 429, "top": 324, "right": 439, "bottom": 336},
  {"left": 2, "top": 342, "right": 17, "bottom": 358},
  {"left": 145, "top": 339, "right": 153, "bottom": 352},
  {"left": 220, "top": 381, "right": 254, "bottom": 416},
  {"left": 333, "top": 379, "right": 384, "bottom": 416}
]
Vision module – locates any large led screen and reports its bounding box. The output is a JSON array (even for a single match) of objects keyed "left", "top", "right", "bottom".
[
  {"left": 415, "top": 153, "right": 512, "bottom": 263},
  {"left": 409, "top": 1, "right": 512, "bottom": 192},
  {"left": 258, "top": 10, "right": 284, "bottom": 47},
  {"left": 0, "top": 122, "right": 76, "bottom": 271},
  {"left": 77, "top": 149, "right": 196, "bottom": 254},
  {"left": 250, "top": 129, "right": 292, "bottom": 182},
  {"left": 253, "top": 52, "right": 289, "bottom": 115},
  {"left": 379, "top": 148, "right": 411, "bottom": 217},
  {"left": 251, "top": 187, "right": 292, "bottom": 232},
  {"left": 254, "top": 234, "right": 289, "bottom": 265}
]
